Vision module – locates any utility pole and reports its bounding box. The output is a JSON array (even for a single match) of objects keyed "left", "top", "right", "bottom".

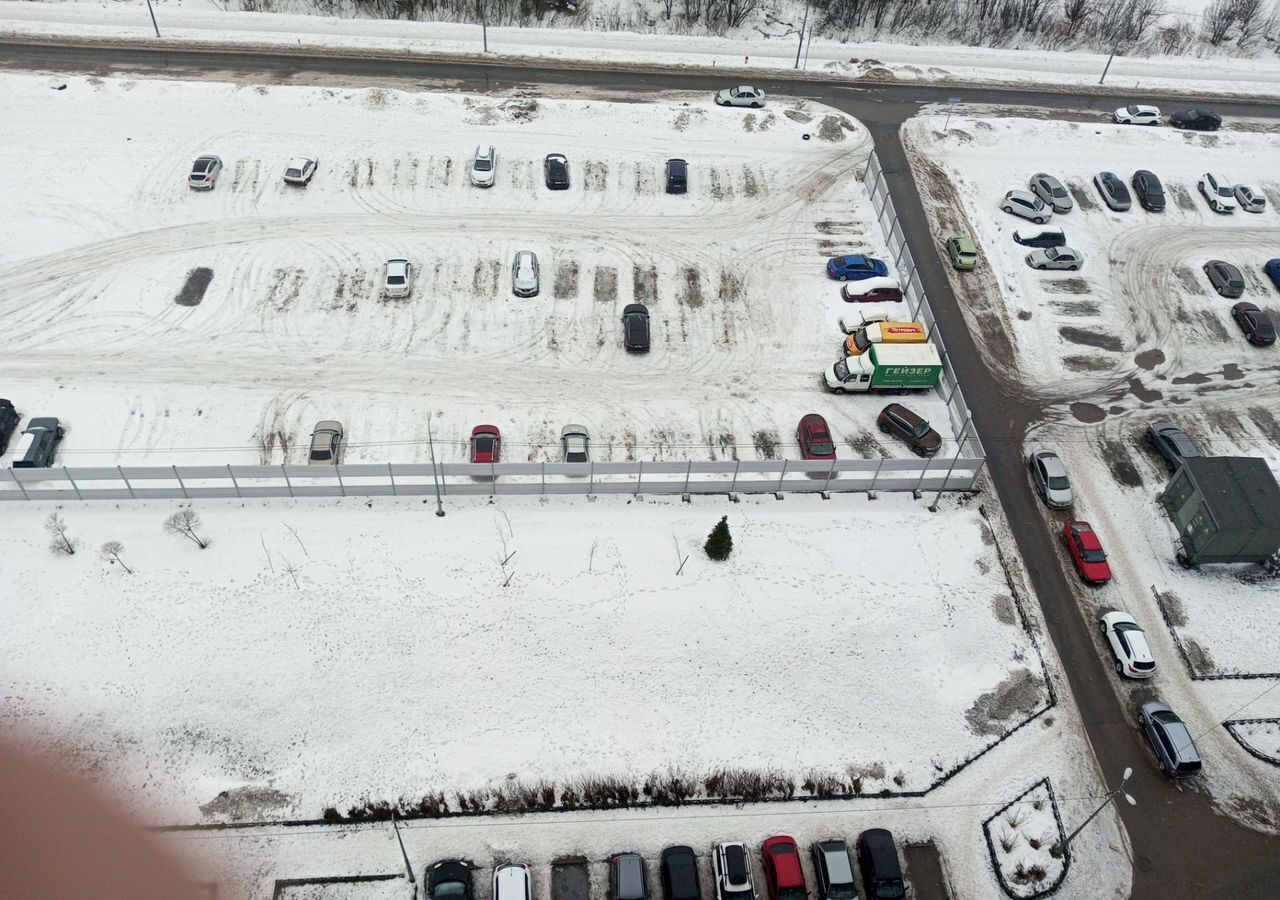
[
  {"left": 390, "top": 811, "right": 417, "bottom": 887},
  {"left": 794, "top": 0, "right": 810, "bottom": 69},
  {"left": 1099, "top": 48, "right": 1117, "bottom": 84},
  {"left": 426, "top": 418, "right": 445, "bottom": 518},
  {"left": 144, "top": 0, "right": 160, "bottom": 37},
  {"left": 478, "top": 0, "right": 488, "bottom": 52},
  {"left": 1056, "top": 768, "right": 1136, "bottom": 856}
]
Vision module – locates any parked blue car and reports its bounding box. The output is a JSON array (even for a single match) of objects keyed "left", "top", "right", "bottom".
[
  {"left": 827, "top": 255, "right": 888, "bottom": 281},
  {"left": 1266, "top": 258, "right": 1280, "bottom": 291}
]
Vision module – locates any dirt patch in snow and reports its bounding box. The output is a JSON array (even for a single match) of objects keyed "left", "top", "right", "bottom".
[
  {"left": 784, "top": 109, "right": 813, "bottom": 124},
  {"left": 1099, "top": 439, "right": 1143, "bottom": 488},
  {"left": 742, "top": 166, "right": 764, "bottom": 197},
  {"left": 709, "top": 168, "right": 734, "bottom": 200},
  {"left": 174, "top": 267, "right": 213, "bottom": 307},
  {"left": 633, "top": 162, "right": 657, "bottom": 195},
  {"left": 991, "top": 594, "right": 1017, "bottom": 626},
  {"left": 817, "top": 115, "right": 854, "bottom": 142},
  {"left": 632, "top": 265, "right": 658, "bottom": 304},
  {"left": 1155, "top": 589, "right": 1187, "bottom": 627},
  {"left": 1170, "top": 183, "right": 1197, "bottom": 211},
  {"left": 718, "top": 270, "right": 745, "bottom": 302},
  {"left": 500, "top": 97, "right": 539, "bottom": 122},
  {"left": 1068, "top": 183, "right": 1095, "bottom": 211},
  {"left": 1204, "top": 407, "right": 1248, "bottom": 442},
  {"left": 1184, "top": 638, "right": 1217, "bottom": 676},
  {"left": 1062, "top": 355, "right": 1112, "bottom": 372},
  {"left": 677, "top": 267, "right": 703, "bottom": 308},
  {"left": 592, "top": 266, "right": 618, "bottom": 304},
  {"left": 584, "top": 160, "right": 608, "bottom": 192},
  {"left": 553, "top": 261, "right": 580, "bottom": 300},
  {"left": 752, "top": 430, "right": 780, "bottom": 459},
  {"left": 1059, "top": 327, "right": 1123, "bottom": 351},
  {"left": 1049, "top": 299, "right": 1101, "bottom": 316},
  {"left": 1195, "top": 310, "right": 1232, "bottom": 343},
  {"left": 670, "top": 107, "right": 706, "bottom": 132},
  {"left": 1172, "top": 265, "right": 1202, "bottom": 295},
  {"left": 964, "top": 668, "right": 1045, "bottom": 736},
  {"left": 199, "top": 785, "right": 295, "bottom": 822},
  {"left": 1042, "top": 279, "right": 1091, "bottom": 296},
  {"left": 266, "top": 268, "right": 305, "bottom": 311},
  {"left": 847, "top": 434, "right": 891, "bottom": 458},
  {"left": 742, "top": 113, "right": 757, "bottom": 133},
  {"left": 472, "top": 259, "right": 501, "bottom": 295},
  {"left": 1247, "top": 407, "right": 1280, "bottom": 446}
]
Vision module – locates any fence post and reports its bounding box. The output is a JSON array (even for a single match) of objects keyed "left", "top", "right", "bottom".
[
  {"left": 120, "top": 466, "right": 137, "bottom": 499},
  {"left": 775, "top": 459, "right": 788, "bottom": 493},
  {"left": 281, "top": 464, "right": 294, "bottom": 498},
  {"left": 914, "top": 453, "right": 933, "bottom": 493},
  {"left": 9, "top": 467, "right": 30, "bottom": 500},
  {"left": 335, "top": 465, "right": 346, "bottom": 498},
  {"left": 65, "top": 467, "right": 83, "bottom": 500},
  {"left": 729, "top": 459, "right": 740, "bottom": 494},
  {"left": 872, "top": 457, "right": 884, "bottom": 492},
  {"left": 226, "top": 465, "right": 241, "bottom": 499},
  {"left": 929, "top": 418, "right": 971, "bottom": 512},
  {"left": 635, "top": 460, "right": 643, "bottom": 495},
  {"left": 822, "top": 458, "right": 837, "bottom": 493},
  {"left": 541, "top": 462, "right": 546, "bottom": 495},
  {"left": 490, "top": 460, "right": 496, "bottom": 497},
  {"left": 588, "top": 461, "right": 594, "bottom": 495},
  {"left": 168, "top": 465, "right": 183, "bottom": 500},
  {"left": 969, "top": 454, "right": 989, "bottom": 487},
  {"left": 683, "top": 460, "right": 692, "bottom": 494},
  {"left": 388, "top": 462, "right": 397, "bottom": 497}
]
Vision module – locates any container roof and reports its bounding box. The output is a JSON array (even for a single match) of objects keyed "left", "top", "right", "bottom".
[{"left": 1183, "top": 457, "right": 1280, "bottom": 531}]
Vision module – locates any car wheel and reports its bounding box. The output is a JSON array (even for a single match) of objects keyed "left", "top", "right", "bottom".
[
  {"left": 833, "top": 387, "right": 847, "bottom": 395},
  {"left": 1001, "top": 205, "right": 1012, "bottom": 214},
  {"left": 838, "top": 274, "right": 848, "bottom": 282},
  {"left": 1115, "top": 660, "right": 1125, "bottom": 676},
  {"left": 877, "top": 421, "right": 890, "bottom": 434},
  {"left": 1098, "top": 620, "right": 1108, "bottom": 635},
  {"left": 751, "top": 102, "right": 761, "bottom": 108},
  {"left": 1035, "top": 263, "right": 1046, "bottom": 270},
  {"left": 1034, "top": 216, "right": 1046, "bottom": 224},
  {"left": 912, "top": 446, "right": 927, "bottom": 457}
]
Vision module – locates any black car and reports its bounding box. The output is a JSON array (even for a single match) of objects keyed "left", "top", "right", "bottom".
[
  {"left": 623, "top": 303, "right": 651, "bottom": 352},
  {"left": 1170, "top": 109, "right": 1221, "bottom": 131},
  {"left": 0, "top": 399, "right": 19, "bottom": 456},
  {"left": 856, "top": 830, "right": 905, "bottom": 900},
  {"left": 1231, "top": 302, "right": 1276, "bottom": 346},
  {"left": 427, "top": 860, "right": 473, "bottom": 900},
  {"left": 610, "top": 853, "right": 648, "bottom": 900},
  {"left": 11, "top": 417, "right": 63, "bottom": 468},
  {"left": 810, "top": 841, "right": 857, "bottom": 900},
  {"left": 1146, "top": 421, "right": 1202, "bottom": 472},
  {"left": 665, "top": 158, "right": 688, "bottom": 194},
  {"left": 544, "top": 153, "right": 570, "bottom": 190},
  {"left": 877, "top": 403, "right": 941, "bottom": 457},
  {"left": 1131, "top": 170, "right": 1165, "bottom": 212},
  {"left": 660, "top": 847, "right": 701, "bottom": 900}
]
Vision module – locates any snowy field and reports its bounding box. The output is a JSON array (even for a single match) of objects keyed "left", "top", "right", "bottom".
[
  {"left": 903, "top": 112, "right": 1280, "bottom": 397},
  {"left": 0, "top": 73, "right": 965, "bottom": 469},
  {"left": 0, "top": 493, "right": 1049, "bottom": 824}
]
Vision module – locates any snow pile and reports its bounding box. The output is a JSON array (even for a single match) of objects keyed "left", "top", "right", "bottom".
[{"left": 983, "top": 779, "right": 1067, "bottom": 898}]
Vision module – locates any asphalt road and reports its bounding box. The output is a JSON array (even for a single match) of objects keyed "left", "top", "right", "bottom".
[{"left": 3, "top": 37, "right": 1277, "bottom": 899}]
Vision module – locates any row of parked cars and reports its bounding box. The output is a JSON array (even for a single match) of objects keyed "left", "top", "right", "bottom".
[
  {"left": 0, "top": 401, "right": 62, "bottom": 468},
  {"left": 425, "top": 834, "right": 906, "bottom": 900},
  {"left": 1025, "top": 426, "right": 1206, "bottom": 780}
]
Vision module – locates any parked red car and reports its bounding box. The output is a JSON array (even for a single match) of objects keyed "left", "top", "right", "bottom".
[
  {"left": 470, "top": 425, "right": 501, "bottom": 464},
  {"left": 762, "top": 836, "right": 807, "bottom": 900},
  {"left": 841, "top": 278, "right": 903, "bottom": 303},
  {"left": 1063, "top": 521, "right": 1112, "bottom": 585},
  {"left": 796, "top": 414, "right": 837, "bottom": 461}
]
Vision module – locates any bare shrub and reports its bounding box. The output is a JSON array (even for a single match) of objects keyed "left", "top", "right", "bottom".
[
  {"left": 1004, "top": 805, "right": 1030, "bottom": 828},
  {"left": 802, "top": 769, "right": 848, "bottom": 798},
  {"left": 322, "top": 806, "right": 341, "bottom": 821},
  {"left": 1012, "top": 862, "right": 1048, "bottom": 884},
  {"left": 45, "top": 512, "right": 77, "bottom": 555},
  {"left": 998, "top": 828, "right": 1019, "bottom": 853},
  {"left": 100, "top": 540, "right": 132, "bottom": 573},
  {"left": 414, "top": 791, "right": 449, "bottom": 817},
  {"left": 643, "top": 768, "right": 699, "bottom": 805},
  {"left": 164, "top": 508, "right": 209, "bottom": 549},
  {"left": 570, "top": 773, "right": 639, "bottom": 808},
  {"left": 705, "top": 767, "right": 795, "bottom": 801}
]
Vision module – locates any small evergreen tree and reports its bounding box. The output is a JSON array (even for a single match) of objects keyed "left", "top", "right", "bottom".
[{"left": 704, "top": 516, "right": 733, "bottom": 561}]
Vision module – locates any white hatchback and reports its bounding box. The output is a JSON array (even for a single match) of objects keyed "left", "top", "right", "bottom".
[
  {"left": 383, "top": 259, "right": 413, "bottom": 299},
  {"left": 471, "top": 144, "right": 496, "bottom": 188},
  {"left": 493, "top": 864, "right": 531, "bottom": 900},
  {"left": 1000, "top": 190, "right": 1052, "bottom": 224},
  {"left": 1113, "top": 104, "right": 1161, "bottom": 125},
  {"left": 1100, "top": 611, "right": 1156, "bottom": 678},
  {"left": 283, "top": 156, "right": 317, "bottom": 186}
]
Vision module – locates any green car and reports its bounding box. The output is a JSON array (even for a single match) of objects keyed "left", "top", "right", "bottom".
[{"left": 946, "top": 236, "right": 979, "bottom": 271}]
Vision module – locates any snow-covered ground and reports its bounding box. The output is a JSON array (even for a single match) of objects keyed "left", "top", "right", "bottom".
[
  {"left": 4, "top": 1, "right": 1280, "bottom": 100},
  {"left": 983, "top": 779, "right": 1067, "bottom": 898},
  {"left": 0, "top": 493, "right": 1049, "bottom": 823},
  {"left": 0, "top": 72, "right": 963, "bottom": 468},
  {"left": 903, "top": 112, "right": 1280, "bottom": 397}
]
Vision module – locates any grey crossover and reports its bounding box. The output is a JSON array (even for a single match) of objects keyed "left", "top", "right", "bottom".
[
  {"left": 1204, "top": 259, "right": 1245, "bottom": 298},
  {"left": 1028, "top": 173, "right": 1072, "bottom": 213},
  {"left": 1094, "top": 171, "right": 1131, "bottom": 211},
  {"left": 308, "top": 420, "right": 344, "bottom": 465},
  {"left": 11, "top": 417, "right": 64, "bottom": 468},
  {"left": 1139, "top": 700, "right": 1202, "bottom": 778},
  {"left": 610, "top": 853, "right": 648, "bottom": 900},
  {"left": 1146, "top": 421, "right": 1202, "bottom": 472}
]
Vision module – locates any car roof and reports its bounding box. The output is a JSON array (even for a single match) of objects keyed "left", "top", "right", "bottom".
[
  {"left": 287, "top": 156, "right": 313, "bottom": 167},
  {"left": 472, "top": 424, "right": 499, "bottom": 436},
  {"left": 561, "top": 424, "right": 588, "bottom": 437},
  {"left": 1036, "top": 451, "right": 1067, "bottom": 477},
  {"left": 1124, "top": 628, "right": 1155, "bottom": 663},
  {"left": 1033, "top": 172, "right": 1062, "bottom": 184},
  {"left": 624, "top": 303, "right": 648, "bottom": 315},
  {"left": 721, "top": 844, "right": 748, "bottom": 882},
  {"left": 883, "top": 402, "right": 923, "bottom": 425},
  {"left": 847, "top": 275, "right": 900, "bottom": 291},
  {"left": 1007, "top": 189, "right": 1037, "bottom": 201},
  {"left": 476, "top": 144, "right": 494, "bottom": 155},
  {"left": 547, "top": 153, "right": 567, "bottom": 162},
  {"left": 800, "top": 413, "right": 829, "bottom": 431},
  {"left": 313, "top": 420, "right": 342, "bottom": 433},
  {"left": 1071, "top": 523, "right": 1103, "bottom": 549}
]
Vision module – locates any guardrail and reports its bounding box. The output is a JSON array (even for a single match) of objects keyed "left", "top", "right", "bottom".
[
  {"left": 2, "top": 457, "right": 984, "bottom": 501},
  {"left": 864, "top": 151, "right": 985, "bottom": 461}
]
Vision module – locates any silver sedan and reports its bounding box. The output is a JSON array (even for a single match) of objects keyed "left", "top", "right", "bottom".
[{"left": 1026, "top": 246, "right": 1084, "bottom": 271}]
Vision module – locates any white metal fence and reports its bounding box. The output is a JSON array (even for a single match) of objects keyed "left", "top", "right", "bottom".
[
  {"left": 864, "top": 151, "right": 985, "bottom": 462},
  {"left": 2, "top": 457, "right": 984, "bottom": 501}
]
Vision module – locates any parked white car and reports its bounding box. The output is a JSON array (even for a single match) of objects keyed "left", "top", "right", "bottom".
[
  {"left": 561, "top": 425, "right": 590, "bottom": 465},
  {"left": 283, "top": 156, "right": 317, "bottom": 186},
  {"left": 1113, "top": 104, "right": 1161, "bottom": 125},
  {"left": 1198, "top": 172, "right": 1237, "bottom": 213},
  {"left": 1026, "top": 246, "right": 1083, "bottom": 271},
  {"left": 1100, "top": 611, "right": 1156, "bottom": 678},
  {"left": 493, "top": 864, "right": 531, "bottom": 900},
  {"left": 471, "top": 144, "right": 496, "bottom": 188},
  {"left": 512, "top": 250, "right": 539, "bottom": 297},
  {"left": 715, "top": 85, "right": 765, "bottom": 108},
  {"left": 1234, "top": 184, "right": 1266, "bottom": 213},
  {"left": 187, "top": 155, "right": 222, "bottom": 190},
  {"left": 1000, "top": 190, "right": 1052, "bottom": 224},
  {"left": 383, "top": 259, "right": 413, "bottom": 299}
]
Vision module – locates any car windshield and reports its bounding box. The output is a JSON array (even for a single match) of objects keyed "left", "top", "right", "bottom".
[
  {"left": 434, "top": 883, "right": 466, "bottom": 900},
  {"left": 286, "top": 168, "right": 301, "bottom": 177},
  {"left": 1218, "top": 185, "right": 1233, "bottom": 197},
  {"left": 1050, "top": 186, "right": 1067, "bottom": 198},
  {"left": 474, "top": 158, "right": 492, "bottom": 171},
  {"left": 873, "top": 885, "right": 905, "bottom": 900},
  {"left": 1081, "top": 548, "right": 1107, "bottom": 563},
  {"left": 832, "top": 358, "right": 850, "bottom": 381},
  {"left": 911, "top": 422, "right": 932, "bottom": 439},
  {"left": 1151, "top": 710, "right": 1181, "bottom": 725},
  {"left": 1046, "top": 248, "right": 1060, "bottom": 259},
  {"left": 779, "top": 890, "right": 805, "bottom": 900},
  {"left": 567, "top": 451, "right": 587, "bottom": 463},
  {"left": 474, "top": 437, "right": 494, "bottom": 454},
  {"left": 1047, "top": 475, "right": 1070, "bottom": 490},
  {"left": 310, "top": 448, "right": 331, "bottom": 461},
  {"left": 810, "top": 439, "right": 835, "bottom": 455}
]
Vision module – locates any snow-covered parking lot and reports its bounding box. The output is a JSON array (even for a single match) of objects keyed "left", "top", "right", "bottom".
[
  {"left": 0, "top": 494, "right": 1049, "bottom": 825},
  {"left": 0, "top": 73, "right": 958, "bottom": 469}
]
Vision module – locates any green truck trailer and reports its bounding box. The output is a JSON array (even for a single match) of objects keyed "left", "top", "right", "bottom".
[{"left": 823, "top": 343, "right": 943, "bottom": 393}]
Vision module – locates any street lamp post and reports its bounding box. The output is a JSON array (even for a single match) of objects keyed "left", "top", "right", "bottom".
[
  {"left": 794, "top": 0, "right": 810, "bottom": 69},
  {"left": 144, "top": 0, "right": 160, "bottom": 37},
  {"left": 1055, "top": 767, "right": 1136, "bottom": 857},
  {"left": 478, "top": 0, "right": 488, "bottom": 52}
]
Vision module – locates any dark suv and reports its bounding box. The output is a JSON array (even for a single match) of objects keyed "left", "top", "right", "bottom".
[
  {"left": 856, "top": 830, "right": 904, "bottom": 900},
  {"left": 611, "top": 853, "right": 648, "bottom": 900},
  {"left": 0, "top": 399, "right": 20, "bottom": 455},
  {"left": 1139, "top": 700, "right": 1203, "bottom": 778},
  {"left": 623, "top": 303, "right": 651, "bottom": 352},
  {"left": 426, "top": 860, "right": 473, "bottom": 900},
  {"left": 877, "top": 403, "right": 941, "bottom": 457},
  {"left": 11, "top": 417, "right": 64, "bottom": 468},
  {"left": 660, "top": 846, "right": 700, "bottom": 900},
  {"left": 545, "top": 153, "right": 570, "bottom": 190},
  {"left": 665, "top": 158, "right": 688, "bottom": 194}
]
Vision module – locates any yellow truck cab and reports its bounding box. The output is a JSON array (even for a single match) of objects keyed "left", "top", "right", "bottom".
[{"left": 843, "top": 321, "right": 927, "bottom": 356}]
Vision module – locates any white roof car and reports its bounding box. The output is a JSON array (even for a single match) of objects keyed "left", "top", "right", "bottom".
[
  {"left": 471, "top": 144, "right": 496, "bottom": 188},
  {"left": 1101, "top": 611, "right": 1156, "bottom": 678},
  {"left": 1027, "top": 446, "right": 1073, "bottom": 509},
  {"left": 1114, "top": 104, "right": 1161, "bottom": 125},
  {"left": 187, "top": 155, "right": 222, "bottom": 189},
  {"left": 561, "top": 425, "right": 589, "bottom": 464},
  {"left": 493, "top": 864, "right": 531, "bottom": 900},
  {"left": 715, "top": 85, "right": 765, "bottom": 108},
  {"left": 512, "top": 250, "right": 540, "bottom": 298},
  {"left": 1000, "top": 190, "right": 1051, "bottom": 223},
  {"left": 383, "top": 259, "right": 413, "bottom": 299},
  {"left": 1199, "top": 172, "right": 1237, "bottom": 213},
  {"left": 1234, "top": 184, "right": 1266, "bottom": 213},
  {"left": 283, "top": 156, "right": 317, "bottom": 185}
]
